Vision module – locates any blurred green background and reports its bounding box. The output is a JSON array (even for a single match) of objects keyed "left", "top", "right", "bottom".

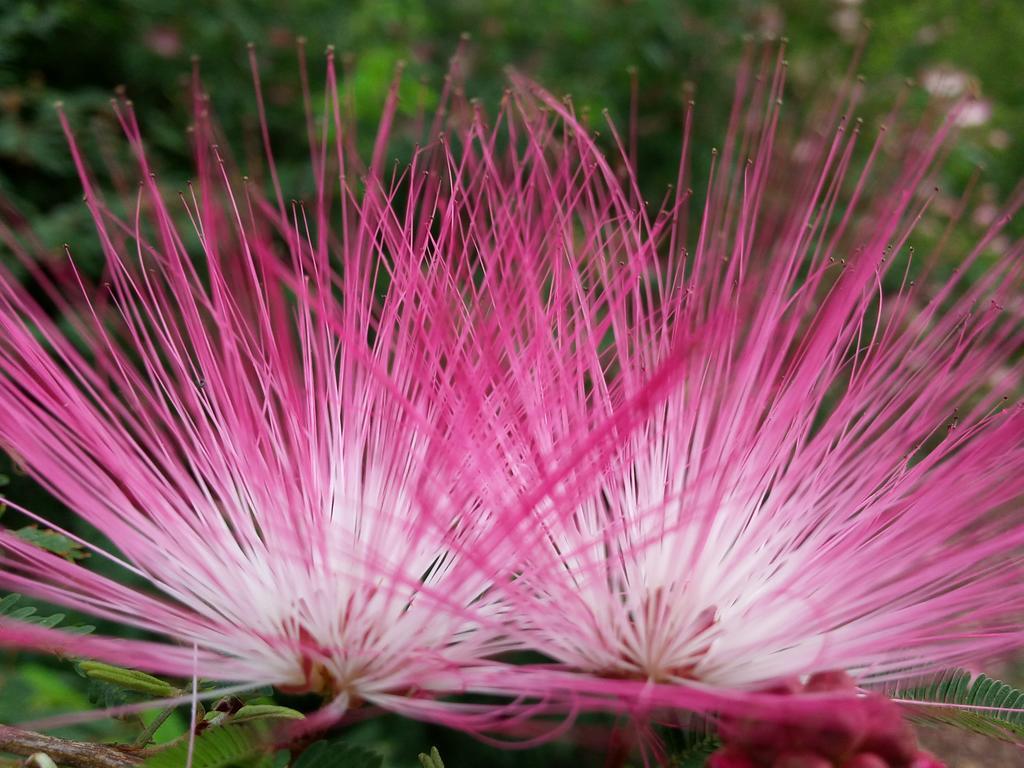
[
  {"left": 2, "top": 0, "right": 1022, "bottom": 263},
  {"left": 0, "top": 0, "right": 1022, "bottom": 766}
]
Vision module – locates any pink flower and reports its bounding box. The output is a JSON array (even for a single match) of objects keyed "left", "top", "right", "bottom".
[
  {"left": 0, "top": 40, "right": 1021, "bottom": 759},
  {"left": 461, "top": 51, "right": 1024, "bottom": 723},
  {"left": 0, "top": 50, "right": 532, "bottom": 727},
  {"left": 0, "top": 45, "right": 687, "bottom": 735}
]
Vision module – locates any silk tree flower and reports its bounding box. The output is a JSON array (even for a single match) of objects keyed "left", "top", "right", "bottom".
[
  {"left": 1, "top": 41, "right": 1022, "bottom": 767},
  {"left": 0, "top": 48, "right": 651, "bottom": 732},
  {"left": 452, "top": 52, "right": 1024, "bottom": 750},
  {"left": 0, "top": 43, "right": 693, "bottom": 733},
  {"left": 0, "top": 56, "right": 499, "bottom": 721}
]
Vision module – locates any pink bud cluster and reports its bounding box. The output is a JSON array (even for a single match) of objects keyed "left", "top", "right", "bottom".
[{"left": 710, "top": 673, "right": 945, "bottom": 768}]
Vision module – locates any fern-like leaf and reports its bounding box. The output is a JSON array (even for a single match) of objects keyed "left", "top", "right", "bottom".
[
  {"left": 657, "top": 719, "right": 722, "bottom": 768},
  {"left": 0, "top": 593, "right": 93, "bottom": 634},
  {"left": 888, "top": 668, "right": 1024, "bottom": 743},
  {"left": 142, "top": 724, "right": 268, "bottom": 768},
  {"left": 668, "top": 730, "right": 721, "bottom": 768}
]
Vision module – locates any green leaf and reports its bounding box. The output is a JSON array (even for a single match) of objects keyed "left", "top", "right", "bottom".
[
  {"left": 244, "top": 754, "right": 286, "bottom": 768},
  {"left": 77, "top": 661, "right": 180, "bottom": 699},
  {"left": 229, "top": 704, "right": 305, "bottom": 724},
  {"left": 0, "top": 593, "right": 19, "bottom": 614},
  {"left": 142, "top": 724, "right": 268, "bottom": 768},
  {"left": 656, "top": 719, "right": 722, "bottom": 768},
  {"left": 668, "top": 728, "right": 721, "bottom": 768},
  {"left": 8, "top": 605, "right": 37, "bottom": 621},
  {"left": 14, "top": 525, "right": 89, "bottom": 561},
  {"left": 85, "top": 677, "right": 145, "bottom": 709},
  {"left": 0, "top": 592, "right": 93, "bottom": 634},
  {"left": 889, "top": 668, "right": 1024, "bottom": 742},
  {"left": 417, "top": 746, "right": 445, "bottom": 768},
  {"left": 292, "top": 740, "right": 383, "bottom": 768}
]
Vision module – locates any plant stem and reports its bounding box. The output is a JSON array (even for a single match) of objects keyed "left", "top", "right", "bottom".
[
  {"left": 0, "top": 725, "right": 140, "bottom": 768},
  {"left": 131, "top": 707, "right": 176, "bottom": 748}
]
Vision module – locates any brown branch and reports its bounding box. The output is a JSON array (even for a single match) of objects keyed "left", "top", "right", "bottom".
[{"left": 0, "top": 725, "right": 141, "bottom": 768}]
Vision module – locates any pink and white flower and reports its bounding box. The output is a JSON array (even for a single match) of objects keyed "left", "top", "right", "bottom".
[{"left": 463, "top": 55, "right": 1024, "bottom": 726}]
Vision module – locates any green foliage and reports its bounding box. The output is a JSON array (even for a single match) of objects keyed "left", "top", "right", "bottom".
[
  {"left": 670, "top": 737, "right": 720, "bottom": 768},
  {"left": 0, "top": 470, "right": 88, "bottom": 560},
  {"left": 891, "top": 668, "right": 1024, "bottom": 742},
  {"left": 0, "top": 660, "right": 131, "bottom": 742},
  {"left": 74, "top": 660, "right": 181, "bottom": 711},
  {"left": 13, "top": 524, "right": 89, "bottom": 561},
  {"left": 142, "top": 724, "right": 269, "bottom": 768},
  {"left": 0, "top": 0, "right": 1016, "bottom": 324},
  {"left": 291, "top": 739, "right": 384, "bottom": 768},
  {"left": 663, "top": 724, "right": 722, "bottom": 768},
  {"left": 0, "top": 592, "right": 93, "bottom": 633},
  {"left": 76, "top": 660, "right": 180, "bottom": 698},
  {"left": 82, "top": 675, "right": 147, "bottom": 710}
]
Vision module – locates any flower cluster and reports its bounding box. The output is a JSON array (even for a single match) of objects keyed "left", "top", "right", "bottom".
[{"left": 0, "top": 44, "right": 1021, "bottom": 763}]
